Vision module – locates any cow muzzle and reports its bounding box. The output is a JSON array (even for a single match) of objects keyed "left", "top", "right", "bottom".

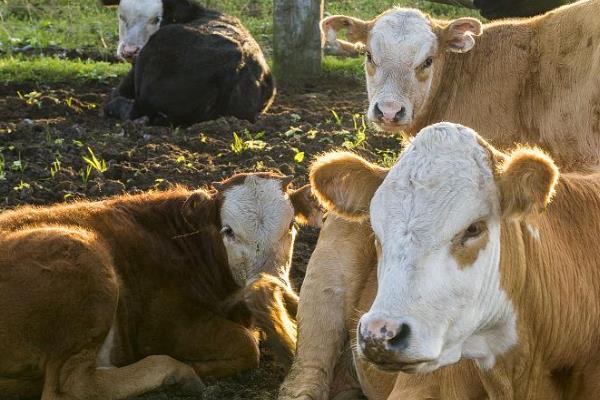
[
  {"left": 357, "top": 314, "right": 437, "bottom": 373},
  {"left": 369, "top": 100, "right": 412, "bottom": 132}
]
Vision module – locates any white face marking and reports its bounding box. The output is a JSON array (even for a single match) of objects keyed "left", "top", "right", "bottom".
[
  {"left": 365, "top": 10, "right": 437, "bottom": 131},
  {"left": 359, "top": 122, "right": 516, "bottom": 373},
  {"left": 220, "top": 176, "right": 296, "bottom": 286},
  {"left": 117, "top": 0, "right": 163, "bottom": 60}
]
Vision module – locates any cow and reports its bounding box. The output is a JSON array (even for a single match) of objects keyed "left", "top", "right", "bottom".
[
  {"left": 101, "top": 0, "right": 275, "bottom": 125},
  {"left": 0, "top": 172, "right": 322, "bottom": 400},
  {"left": 320, "top": 0, "right": 600, "bottom": 169},
  {"left": 281, "top": 122, "right": 600, "bottom": 399}
]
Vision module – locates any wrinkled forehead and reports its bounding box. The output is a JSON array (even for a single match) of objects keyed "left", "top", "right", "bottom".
[
  {"left": 369, "top": 10, "right": 437, "bottom": 63},
  {"left": 120, "top": 0, "right": 163, "bottom": 19},
  {"left": 371, "top": 124, "right": 497, "bottom": 241},
  {"left": 220, "top": 176, "right": 294, "bottom": 238}
]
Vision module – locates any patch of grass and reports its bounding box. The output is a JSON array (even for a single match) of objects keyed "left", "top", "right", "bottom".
[
  {"left": 0, "top": 56, "right": 129, "bottom": 84},
  {"left": 0, "top": 0, "right": 117, "bottom": 55},
  {"left": 322, "top": 56, "right": 364, "bottom": 79}
]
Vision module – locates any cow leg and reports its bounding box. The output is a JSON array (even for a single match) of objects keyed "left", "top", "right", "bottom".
[
  {"left": 190, "top": 321, "right": 260, "bottom": 377},
  {"left": 279, "top": 215, "right": 376, "bottom": 400},
  {"left": 41, "top": 351, "right": 202, "bottom": 400},
  {"left": 243, "top": 274, "right": 298, "bottom": 368},
  {"left": 105, "top": 68, "right": 136, "bottom": 120}
]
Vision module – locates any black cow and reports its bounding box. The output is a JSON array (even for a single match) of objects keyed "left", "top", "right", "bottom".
[
  {"left": 102, "top": 0, "right": 275, "bottom": 125},
  {"left": 473, "top": 0, "right": 571, "bottom": 19}
]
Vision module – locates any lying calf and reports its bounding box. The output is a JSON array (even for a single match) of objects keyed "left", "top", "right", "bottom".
[
  {"left": 0, "top": 172, "right": 320, "bottom": 399},
  {"left": 102, "top": 0, "right": 275, "bottom": 125},
  {"left": 282, "top": 122, "right": 600, "bottom": 399}
]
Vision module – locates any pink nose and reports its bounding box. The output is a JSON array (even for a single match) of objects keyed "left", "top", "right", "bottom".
[
  {"left": 357, "top": 316, "right": 412, "bottom": 357},
  {"left": 373, "top": 101, "right": 407, "bottom": 123},
  {"left": 122, "top": 44, "right": 141, "bottom": 58}
]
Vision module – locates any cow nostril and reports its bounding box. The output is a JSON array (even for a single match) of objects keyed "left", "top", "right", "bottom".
[
  {"left": 373, "top": 103, "right": 384, "bottom": 120},
  {"left": 394, "top": 107, "right": 406, "bottom": 122},
  {"left": 388, "top": 322, "right": 411, "bottom": 350}
]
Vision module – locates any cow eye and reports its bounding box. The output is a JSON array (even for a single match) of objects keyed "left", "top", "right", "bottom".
[
  {"left": 153, "top": 16, "right": 162, "bottom": 24},
  {"left": 463, "top": 221, "right": 485, "bottom": 241},
  {"left": 421, "top": 57, "right": 433, "bottom": 69},
  {"left": 221, "top": 225, "right": 234, "bottom": 238}
]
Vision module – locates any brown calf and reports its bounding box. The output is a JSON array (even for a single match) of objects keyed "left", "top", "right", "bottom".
[{"left": 0, "top": 172, "right": 321, "bottom": 400}]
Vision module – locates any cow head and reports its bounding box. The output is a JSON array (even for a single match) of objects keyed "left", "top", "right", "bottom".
[
  {"left": 102, "top": 0, "right": 164, "bottom": 60},
  {"left": 320, "top": 10, "right": 482, "bottom": 133},
  {"left": 183, "top": 173, "right": 322, "bottom": 288},
  {"left": 103, "top": 0, "right": 203, "bottom": 61},
  {"left": 310, "top": 122, "right": 559, "bottom": 373}
]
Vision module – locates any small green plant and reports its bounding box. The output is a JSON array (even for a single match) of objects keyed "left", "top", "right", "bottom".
[
  {"left": 230, "top": 131, "right": 268, "bottom": 154},
  {"left": 83, "top": 147, "right": 107, "bottom": 173},
  {"left": 17, "top": 90, "right": 43, "bottom": 108},
  {"left": 284, "top": 127, "right": 303, "bottom": 138},
  {"left": 376, "top": 149, "right": 398, "bottom": 168},
  {"left": 293, "top": 149, "right": 305, "bottom": 163},
  {"left": 13, "top": 180, "right": 30, "bottom": 192},
  {"left": 330, "top": 109, "right": 343, "bottom": 126},
  {"left": 50, "top": 158, "right": 61, "bottom": 178},
  {"left": 80, "top": 165, "right": 93, "bottom": 188},
  {"left": 342, "top": 114, "right": 367, "bottom": 149},
  {"left": 11, "top": 153, "right": 26, "bottom": 174},
  {"left": 0, "top": 153, "right": 6, "bottom": 181}
]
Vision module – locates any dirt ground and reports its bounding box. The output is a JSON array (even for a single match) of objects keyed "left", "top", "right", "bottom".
[{"left": 0, "top": 68, "right": 401, "bottom": 399}]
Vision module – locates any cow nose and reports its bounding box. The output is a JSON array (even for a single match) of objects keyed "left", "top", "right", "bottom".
[
  {"left": 122, "top": 45, "right": 141, "bottom": 59},
  {"left": 373, "top": 102, "right": 406, "bottom": 123},
  {"left": 357, "top": 318, "right": 412, "bottom": 363}
]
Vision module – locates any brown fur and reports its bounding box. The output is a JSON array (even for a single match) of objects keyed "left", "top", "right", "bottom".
[{"left": 0, "top": 184, "right": 299, "bottom": 399}]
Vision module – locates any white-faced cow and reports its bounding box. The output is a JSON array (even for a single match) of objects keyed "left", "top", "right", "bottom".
[
  {"left": 281, "top": 123, "right": 600, "bottom": 399},
  {"left": 0, "top": 172, "right": 321, "bottom": 400},
  {"left": 321, "top": 0, "right": 600, "bottom": 169},
  {"left": 101, "top": 0, "right": 275, "bottom": 125}
]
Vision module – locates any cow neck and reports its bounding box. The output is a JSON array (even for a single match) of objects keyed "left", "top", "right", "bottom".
[
  {"left": 498, "top": 172, "right": 600, "bottom": 371},
  {"left": 100, "top": 190, "right": 240, "bottom": 309}
]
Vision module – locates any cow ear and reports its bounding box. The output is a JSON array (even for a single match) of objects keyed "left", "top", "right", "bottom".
[
  {"left": 100, "top": 0, "right": 120, "bottom": 6},
  {"left": 162, "top": 0, "right": 198, "bottom": 24},
  {"left": 289, "top": 185, "right": 324, "bottom": 227},
  {"left": 497, "top": 147, "right": 559, "bottom": 219},
  {"left": 443, "top": 18, "right": 482, "bottom": 53},
  {"left": 320, "top": 15, "right": 372, "bottom": 55},
  {"left": 182, "top": 190, "right": 218, "bottom": 227},
  {"left": 310, "top": 152, "right": 387, "bottom": 221}
]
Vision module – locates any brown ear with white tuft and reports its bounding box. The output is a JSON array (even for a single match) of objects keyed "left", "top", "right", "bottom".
[
  {"left": 496, "top": 147, "right": 559, "bottom": 219},
  {"left": 288, "top": 185, "right": 323, "bottom": 228},
  {"left": 320, "top": 15, "right": 372, "bottom": 55},
  {"left": 442, "top": 18, "right": 482, "bottom": 53},
  {"left": 309, "top": 152, "right": 387, "bottom": 221}
]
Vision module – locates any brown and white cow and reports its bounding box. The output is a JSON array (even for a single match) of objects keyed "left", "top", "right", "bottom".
[
  {"left": 0, "top": 172, "right": 321, "bottom": 400},
  {"left": 321, "top": 0, "right": 600, "bottom": 168},
  {"left": 281, "top": 123, "right": 600, "bottom": 399}
]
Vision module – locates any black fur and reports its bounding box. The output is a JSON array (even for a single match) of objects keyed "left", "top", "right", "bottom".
[
  {"left": 473, "top": 0, "right": 569, "bottom": 19},
  {"left": 104, "top": 0, "right": 275, "bottom": 126}
]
